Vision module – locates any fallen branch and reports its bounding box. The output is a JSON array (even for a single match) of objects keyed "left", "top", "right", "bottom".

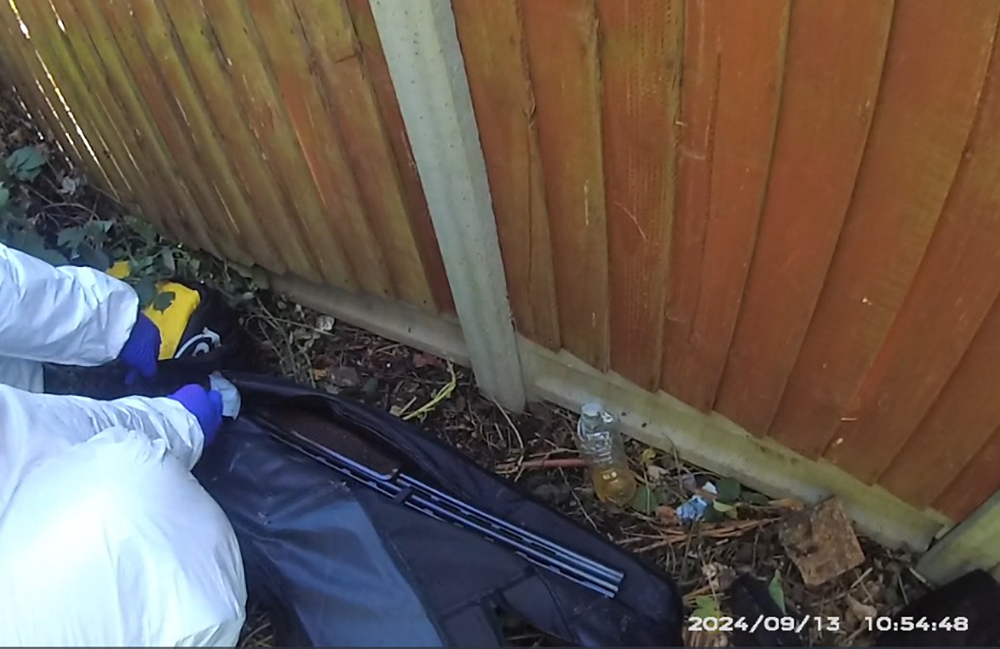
[
  {"left": 496, "top": 457, "right": 587, "bottom": 474},
  {"left": 626, "top": 517, "right": 779, "bottom": 554}
]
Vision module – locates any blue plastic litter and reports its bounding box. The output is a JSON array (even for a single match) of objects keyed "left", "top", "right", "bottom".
[{"left": 677, "top": 482, "right": 717, "bottom": 522}]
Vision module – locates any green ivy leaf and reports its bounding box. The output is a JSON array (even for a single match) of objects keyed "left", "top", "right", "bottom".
[
  {"left": 769, "top": 572, "right": 786, "bottom": 614},
  {"left": 57, "top": 226, "right": 87, "bottom": 251},
  {"left": 160, "top": 247, "right": 176, "bottom": 273},
  {"left": 41, "top": 248, "right": 69, "bottom": 266},
  {"left": 5, "top": 146, "right": 48, "bottom": 182},
  {"left": 629, "top": 485, "right": 660, "bottom": 515},
  {"left": 250, "top": 265, "right": 270, "bottom": 290},
  {"left": 127, "top": 217, "right": 158, "bottom": 247},
  {"left": 716, "top": 477, "right": 742, "bottom": 503},
  {"left": 712, "top": 500, "right": 739, "bottom": 519},
  {"left": 179, "top": 254, "right": 201, "bottom": 277},
  {"left": 692, "top": 595, "right": 722, "bottom": 619},
  {"left": 230, "top": 262, "right": 254, "bottom": 280},
  {"left": 134, "top": 276, "right": 156, "bottom": 309},
  {"left": 12, "top": 228, "right": 46, "bottom": 255},
  {"left": 77, "top": 243, "right": 110, "bottom": 271},
  {"left": 151, "top": 290, "right": 175, "bottom": 313},
  {"left": 83, "top": 220, "right": 113, "bottom": 248}
]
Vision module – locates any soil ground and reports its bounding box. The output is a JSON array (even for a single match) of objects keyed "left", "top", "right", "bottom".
[{"left": 235, "top": 295, "right": 928, "bottom": 647}]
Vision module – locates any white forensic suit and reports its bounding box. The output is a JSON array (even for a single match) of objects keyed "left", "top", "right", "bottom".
[{"left": 0, "top": 243, "right": 246, "bottom": 646}]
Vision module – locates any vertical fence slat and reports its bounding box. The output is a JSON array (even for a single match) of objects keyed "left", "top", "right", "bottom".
[
  {"left": 0, "top": 8, "right": 92, "bottom": 182},
  {"left": 245, "top": 0, "right": 392, "bottom": 298},
  {"left": 598, "top": 0, "right": 682, "bottom": 391},
  {"left": 13, "top": 0, "right": 138, "bottom": 207},
  {"left": 882, "top": 300, "right": 1000, "bottom": 509},
  {"left": 770, "top": 1, "right": 1000, "bottom": 463},
  {"left": 15, "top": 0, "right": 186, "bottom": 242},
  {"left": 288, "top": 0, "right": 399, "bottom": 301},
  {"left": 51, "top": 0, "right": 223, "bottom": 257},
  {"left": 94, "top": 0, "right": 283, "bottom": 273},
  {"left": 661, "top": 0, "right": 716, "bottom": 403},
  {"left": 344, "top": 0, "right": 455, "bottom": 314},
  {"left": 451, "top": 0, "right": 560, "bottom": 349},
  {"left": 714, "top": 0, "right": 892, "bottom": 434},
  {"left": 291, "top": 0, "right": 438, "bottom": 309},
  {"left": 660, "top": 0, "right": 789, "bottom": 410},
  {"left": 143, "top": 0, "right": 324, "bottom": 284},
  {"left": 74, "top": 0, "right": 230, "bottom": 255},
  {"left": 936, "top": 427, "right": 1000, "bottom": 521},
  {"left": 196, "top": 0, "right": 355, "bottom": 289},
  {"left": 521, "top": 0, "right": 609, "bottom": 371},
  {"left": 19, "top": 0, "right": 154, "bottom": 217},
  {"left": 833, "top": 26, "right": 1000, "bottom": 487},
  {"left": 0, "top": 0, "right": 119, "bottom": 196},
  {"left": 0, "top": 18, "right": 67, "bottom": 159}
]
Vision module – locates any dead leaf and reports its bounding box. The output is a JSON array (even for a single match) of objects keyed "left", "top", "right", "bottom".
[
  {"left": 57, "top": 174, "right": 81, "bottom": 196},
  {"left": 681, "top": 473, "right": 698, "bottom": 493},
  {"left": 640, "top": 447, "right": 657, "bottom": 465},
  {"left": 646, "top": 464, "right": 670, "bottom": 483},
  {"left": 315, "top": 315, "right": 336, "bottom": 332},
  {"left": 769, "top": 497, "right": 806, "bottom": 511},
  {"left": 845, "top": 594, "right": 878, "bottom": 623},
  {"left": 413, "top": 352, "right": 443, "bottom": 368},
  {"left": 328, "top": 366, "right": 361, "bottom": 388},
  {"left": 655, "top": 505, "right": 679, "bottom": 525},
  {"left": 702, "top": 562, "right": 737, "bottom": 593},
  {"left": 310, "top": 368, "right": 329, "bottom": 381}
]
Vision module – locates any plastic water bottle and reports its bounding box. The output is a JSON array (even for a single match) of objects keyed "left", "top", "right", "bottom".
[{"left": 575, "top": 403, "right": 637, "bottom": 505}]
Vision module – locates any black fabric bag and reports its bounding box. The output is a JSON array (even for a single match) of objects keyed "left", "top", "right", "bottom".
[
  {"left": 194, "top": 373, "right": 685, "bottom": 647},
  {"left": 45, "top": 280, "right": 251, "bottom": 399},
  {"left": 149, "top": 279, "right": 251, "bottom": 379}
]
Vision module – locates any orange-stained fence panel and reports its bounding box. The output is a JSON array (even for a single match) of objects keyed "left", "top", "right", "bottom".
[
  {"left": 453, "top": 0, "right": 1000, "bottom": 522},
  {"left": 0, "top": 0, "right": 452, "bottom": 313},
  {"left": 8, "top": 0, "right": 1000, "bottom": 523}
]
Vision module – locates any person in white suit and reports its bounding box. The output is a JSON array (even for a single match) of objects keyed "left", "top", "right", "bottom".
[{"left": 0, "top": 241, "right": 246, "bottom": 646}]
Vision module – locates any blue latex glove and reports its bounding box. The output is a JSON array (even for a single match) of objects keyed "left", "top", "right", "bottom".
[
  {"left": 119, "top": 312, "right": 161, "bottom": 385},
  {"left": 168, "top": 384, "right": 224, "bottom": 446}
]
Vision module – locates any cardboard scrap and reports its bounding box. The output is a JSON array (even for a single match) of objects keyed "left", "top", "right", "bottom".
[{"left": 778, "top": 497, "right": 865, "bottom": 587}]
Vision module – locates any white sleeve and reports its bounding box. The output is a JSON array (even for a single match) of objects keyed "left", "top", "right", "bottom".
[
  {"left": 0, "top": 384, "right": 205, "bottom": 513},
  {"left": 0, "top": 243, "right": 139, "bottom": 366}
]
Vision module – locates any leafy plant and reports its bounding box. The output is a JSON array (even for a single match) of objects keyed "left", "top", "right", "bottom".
[
  {"left": 629, "top": 485, "right": 660, "bottom": 514},
  {"left": 691, "top": 595, "right": 723, "bottom": 619},
  {"left": 0, "top": 142, "right": 268, "bottom": 312},
  {"left": 769, "top": 572, "right": 787, "bottom": 614},
  {"left": 150, "top": 290, "right": 176, "bottom": 313},
  {"left": 716, "top": 477, "right": 742, "bottom": 503},
  {"left": 4, "top": 145, "right": 47, "bottom": 182}
]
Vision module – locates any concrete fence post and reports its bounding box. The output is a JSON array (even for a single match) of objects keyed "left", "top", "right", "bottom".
[{"left": 368, "top": 0, "right": 526, "bottom": 411}]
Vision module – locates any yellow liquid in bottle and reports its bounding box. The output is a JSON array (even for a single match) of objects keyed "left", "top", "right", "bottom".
[{"left": 592, "top": 464, "right": 637, "bottom": 506}]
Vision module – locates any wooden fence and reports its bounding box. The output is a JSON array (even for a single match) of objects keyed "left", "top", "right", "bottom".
[
  {"left": 455, "top": 0, "right": 1000, "bottom": 525},
  {"left": 3, "top": 0, "right": 1000, "bottom": 541},
  {"left": 0, "top": 0, "right": 453, "bottom": 313}
]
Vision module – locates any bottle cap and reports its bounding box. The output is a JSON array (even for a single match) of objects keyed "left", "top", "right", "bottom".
[{"left": 581, "top": 403, "right": 602, "bottom": 418}]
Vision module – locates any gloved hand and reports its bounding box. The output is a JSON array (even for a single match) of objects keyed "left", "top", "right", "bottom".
[
  {"left": 119, "top": 312, "right": 161, "bottom": 385},
  {"left": 168, "top": 384, "right": 224, "bottom": 446}
]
